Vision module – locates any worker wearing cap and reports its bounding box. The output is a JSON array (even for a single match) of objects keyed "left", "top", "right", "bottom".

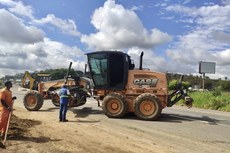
[
  {"left": 58, "top": 84, "right": 70, "bottom": 122},
  {"left": 0, "top": 81, "right": 16, "bottom": 140}
]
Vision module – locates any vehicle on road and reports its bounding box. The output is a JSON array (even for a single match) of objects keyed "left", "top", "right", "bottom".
[
  {"left": 22, "top": 62, "right": 91, "bottom": 111},
  {"left": 86, "top": 51, "right": 193, "bottom": 120}
]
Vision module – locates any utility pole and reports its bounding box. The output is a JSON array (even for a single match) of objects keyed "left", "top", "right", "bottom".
[{"left": 202, "top": 73, "right": 205, "bottom": 92}]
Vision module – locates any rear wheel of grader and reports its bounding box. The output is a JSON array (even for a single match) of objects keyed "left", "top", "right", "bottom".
[
  {"left": 134, "top": 93, "right": 162, "bottom": 120},
  {"left": 102, "top": 93, "right": 127, "bottom": 118},
  {"left": 23, "top": 92, "right": 44, "bottom": 111}
]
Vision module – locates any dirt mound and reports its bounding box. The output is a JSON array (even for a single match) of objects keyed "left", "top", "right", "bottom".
[{"left": 7, "top": 114, "right": 41, "bottom": 140}]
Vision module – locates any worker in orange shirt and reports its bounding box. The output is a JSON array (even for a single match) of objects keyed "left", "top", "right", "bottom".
[{"left": 0, "top": 81, "right": 16, "bottom": 140}]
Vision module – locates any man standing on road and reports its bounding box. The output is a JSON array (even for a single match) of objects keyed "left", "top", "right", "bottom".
[
  {"left": 0, "top": 81, "right": 16, "bottom": 140},
  {"left": 58, "top": 84, "right": 70, "bottom": 122}
]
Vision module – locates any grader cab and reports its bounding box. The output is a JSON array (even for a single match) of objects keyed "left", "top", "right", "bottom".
[{"left": 87, "top": 51, "right": 193, "bottom": 120}]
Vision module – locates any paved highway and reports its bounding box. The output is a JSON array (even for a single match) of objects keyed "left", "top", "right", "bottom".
[{"left": 11, "top": 85, "right": 230, "bottom": 153}]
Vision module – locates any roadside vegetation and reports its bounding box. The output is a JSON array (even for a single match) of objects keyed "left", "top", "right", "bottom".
[
  {"left": 189, "top": 91, "right": 230, "bottom": 112},
  {"left": 169, "top": 78, "right": 230, "bottom": 112}
]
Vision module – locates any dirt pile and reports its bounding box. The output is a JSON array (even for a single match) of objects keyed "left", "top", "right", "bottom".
[
  {"left": 0, "top": 114, "right": 40, "bottom": 149},
  {"left": 7, "top": 114, "right": 41, "bottom": 140}
]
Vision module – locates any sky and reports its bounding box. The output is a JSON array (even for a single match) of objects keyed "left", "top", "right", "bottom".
[{"left": 0, "top": 0, "right": 229, "bottom": 79}]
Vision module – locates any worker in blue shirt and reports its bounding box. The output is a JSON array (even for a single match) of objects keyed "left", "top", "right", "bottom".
[{"left": 58, "top": 84, "right": 70, "bottom": 122}]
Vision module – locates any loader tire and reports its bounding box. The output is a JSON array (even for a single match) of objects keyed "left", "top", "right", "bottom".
[
  {"left": 134, "top": 93, "right": 162, "bottom": 120},
  {"left": 23, "top": 92, "right": 43, "bottom": 111},
  {"left": 52, "top": 99, "right": 60, "bottom": 107},
  {"left": 102, "top": 93, "right": 127, "bottom": 118},
  {"left": 52, "top": 94, "right": 60, "bottom": 107}
]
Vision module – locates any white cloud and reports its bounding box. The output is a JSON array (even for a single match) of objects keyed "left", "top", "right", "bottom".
[
  {"left": 166, "top": 29, "right": 230, "bottom": 76},
  {"left": 222, "top": 0, "right": 230, "bottom": 5},
  {"left": 9, "top": 1, "right": 34, "bottom": 19},
  {"left": 183, "top": 0, "right": 191, "bottom": 4},
  {"left": 0, "top": 0, "right": 16, "bottom": 7},
  {"left": 163, "top": 3, "right": 230, "bottom": 78},
  {"left": 165, "top": 4, "right": 230, "bottom": 29},
  {"left": 0, "top": 0, "right": 80, "bottom": 37},
  {"left": 0, "top": 10, "right": 85, "bottom": 78},
  {"left": 81, "top": 0, "right": 172, "bottom": 50},
  {"left": 34, "top": 14, "right": 80, "bottom": 37},
  {"left": 0, "top": 38, "right": 86, "bottom": 77},
  {"left": 195, "top": 5, "right": 230, "bottom": 29},
  {"left": 0, "top": 9, "right": 44, "bottom": 44},
  {"left": 213, "top": 49, "right": 230, "bottom": 65},
  {"left": 130, "top": 5, "right": 144, "bottom": 11},
  {"left": 0, "top": 0, "right": 34, "bottom": 19},
  {"left": 127, "top": 47, "right": 194, "bottom": 74},
  {"left": 211, "top": 31, "right": 230, "bottom": 44},
  {"left": 128, "top": 48, "right": 167, "bottom": 71},
  {"left": 165, "top": 4, "right": 195, "bottom": 15}
]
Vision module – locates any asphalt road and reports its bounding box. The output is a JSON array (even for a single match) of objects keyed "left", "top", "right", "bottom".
[{"left": 12, "top": 85, "right": 230, "bottom": 152}]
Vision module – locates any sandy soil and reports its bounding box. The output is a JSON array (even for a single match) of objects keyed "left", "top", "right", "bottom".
[
  {"left": 0, "top": 85, "right": 229, "bottom": 153},
  {"left": 0, "top": 107, "right": 170, "bottom": 153}
]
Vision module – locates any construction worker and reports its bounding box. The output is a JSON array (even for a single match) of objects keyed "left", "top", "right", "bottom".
[
  {"left": 58, "top": 84, "right": 70, "bottom": 122},
  {"left": 0, "top": 81, "right": 16, "bottom": 140}
]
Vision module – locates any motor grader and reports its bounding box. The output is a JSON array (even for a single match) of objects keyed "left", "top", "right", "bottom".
[
  {"left": 22, "top": 62, "right": 91, "bottom": 111},
  {"left": 86, "top": 51, "right": 193, "bottom": 120}
]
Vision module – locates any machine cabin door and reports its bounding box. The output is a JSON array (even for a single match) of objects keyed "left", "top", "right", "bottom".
[{"left": 87, "top": 51, "right": 128, "bottom": 90}]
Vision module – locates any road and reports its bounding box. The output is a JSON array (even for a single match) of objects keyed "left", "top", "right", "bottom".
[{"left": 3, "top": 85, "right": 230, "bottom": 153}]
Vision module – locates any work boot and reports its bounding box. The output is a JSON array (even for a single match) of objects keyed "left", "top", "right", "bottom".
[{"left": 62, "top": 119, "right": 68, "bottom": 122}]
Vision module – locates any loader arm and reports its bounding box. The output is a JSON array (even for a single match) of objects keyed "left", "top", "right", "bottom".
[{"left": 21, "top": 71, "right": 36, "bottom": 90}]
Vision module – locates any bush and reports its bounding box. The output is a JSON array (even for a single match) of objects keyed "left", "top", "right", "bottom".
[
  {"left": 212, "top": 88, "right": 222, "bottom": 96},
  {"left": 208, "top": 99, "right": 224, "bottom": 110},
  {"left": 169, "top": 79, "right": 191, "bottom": 90},
  {"left": 169, "top": 80, "right": 178, "bottom": 90},
  {"left": 189, "top": 91, "right": 230, "bottom": 112}
]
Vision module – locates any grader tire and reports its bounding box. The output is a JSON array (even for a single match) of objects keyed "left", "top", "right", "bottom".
[
  {"left": 23, "top": 92, "right": 44, "bottom": 111},
  {"left": 134, "top": 93, "right": 162, "bottom": 120},
  {"left": 102, "top": 94, "right": 127, "bottom": 118}
]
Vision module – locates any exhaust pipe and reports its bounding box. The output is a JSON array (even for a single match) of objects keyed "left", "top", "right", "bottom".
[{"left": 139, "top": 52, "right": 144, "bottom": 70}]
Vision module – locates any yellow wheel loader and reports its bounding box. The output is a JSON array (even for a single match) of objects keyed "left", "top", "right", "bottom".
[
  {"left": 86, "top": 51, "right": 193, "bottom": 120},
  {"left": 21, "top": 71, "right": 51, "bottom": 90}
]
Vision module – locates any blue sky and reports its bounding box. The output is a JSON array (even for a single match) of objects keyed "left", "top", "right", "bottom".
[{"left": 0, "top": 0, "right": 229, "bottom": 79}]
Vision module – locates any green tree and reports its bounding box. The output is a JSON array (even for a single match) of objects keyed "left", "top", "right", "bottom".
[{"left": 221, "top": 81, "right": 230, "bottom": 91}]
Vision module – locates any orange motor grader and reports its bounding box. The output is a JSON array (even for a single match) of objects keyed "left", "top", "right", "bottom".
[
  {"left": 86, "top": 51, "right": 193, "bottom": 120},
  {"left": 22, "top": 62, "right": 91, "bottom": 111}
]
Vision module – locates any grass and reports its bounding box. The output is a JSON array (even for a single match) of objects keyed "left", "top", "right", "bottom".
[{"left": 184, "top": 91, "right": 230, "bottom": 112}]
